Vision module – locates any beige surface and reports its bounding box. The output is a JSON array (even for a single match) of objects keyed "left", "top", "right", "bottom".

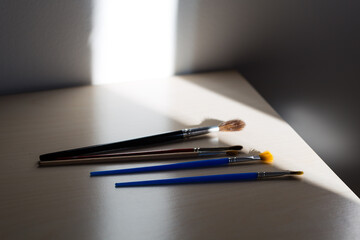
[{"left": 0, "top": 71, "right": 359, "bottom": 240}]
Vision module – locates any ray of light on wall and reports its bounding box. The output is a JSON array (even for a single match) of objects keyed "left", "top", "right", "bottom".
[{"left": 91, "top": 0, "right": 178, "bottom": 84}]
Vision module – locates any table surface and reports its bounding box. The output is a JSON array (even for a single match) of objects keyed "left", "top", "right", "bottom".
[{"left": 0, "top": 71, "right": 359, "bottom": 240}]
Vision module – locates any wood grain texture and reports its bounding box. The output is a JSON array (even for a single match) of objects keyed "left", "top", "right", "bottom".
[{"left": 0, "top": 71, "right": 359, "bottom": 240}]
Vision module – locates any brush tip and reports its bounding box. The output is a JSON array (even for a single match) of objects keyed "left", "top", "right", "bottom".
[
  {"left": 290, "top": 171, "right": 304, "bottom": 175},
  {"left": 225, "top": 150, "right": 240, "bottom": 156},
  {"left": 218, "top": 119, "right": 246, "bottom": 132},
  {"left": 259, "top": 151, "right": 273, "bottom": 163}
]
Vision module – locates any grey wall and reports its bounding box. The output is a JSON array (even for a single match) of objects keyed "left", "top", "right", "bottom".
[
  {"left": 1, "top": 0, "right": 359, "bottom": 195},
  {"left": 0, "top": 0, "right": 92, "bottom": 95}
]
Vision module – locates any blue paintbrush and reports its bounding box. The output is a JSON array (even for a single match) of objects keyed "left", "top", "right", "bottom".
[
  {"left": 114, "top": 171, "right": 304, "bottom": 187},
  {"left": 90, "top": 151, "right": 273, "bottom": 176}
]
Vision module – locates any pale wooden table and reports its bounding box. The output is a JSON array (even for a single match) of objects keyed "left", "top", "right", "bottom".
[{"left": 0, "top": 71, "right": 359, "bottom": 240}]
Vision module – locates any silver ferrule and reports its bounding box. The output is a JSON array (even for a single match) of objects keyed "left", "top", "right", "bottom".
[
  {"left": 182, "top": 126, "right": 219, "bottom": 139},
  {"left": 257, "top": 171, "right": 291, "bottom": 179},
  {"left": 194, "top": 147, "right": 201, "bottom": 152},
  {"left": 228, "top": 155, "right": 261, "bottom": 163}
]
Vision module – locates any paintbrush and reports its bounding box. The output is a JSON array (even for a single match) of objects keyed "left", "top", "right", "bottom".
[
  {"left": 90, "top": 151, "right": 273, "bottom": 176},
  {"left": 55, "top": 145, "right": 243, "bottom": 160},
  {"left": 39, "top": 119, "right": 245, "bottom": 161},
  {"left": 38, "top": 149, "right": 241, "bottom": 166},
  {"left": 114, "top": 171, "right": 304, "bottom": 187}
]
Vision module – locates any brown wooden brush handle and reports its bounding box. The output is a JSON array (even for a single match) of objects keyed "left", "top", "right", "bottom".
[
  {"left": 57, "top": 148, "right": 195, "bottom": 160},
  {"left": 57, "top": 146, "right": 243, "bottom": 160},
  {"left": 38, "top": 152, "right": 200, "bottom": 166}
]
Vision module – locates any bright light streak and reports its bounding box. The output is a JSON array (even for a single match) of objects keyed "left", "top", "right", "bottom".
[{"left": 91, "top": 0, "right": 178, "bottom": 84}]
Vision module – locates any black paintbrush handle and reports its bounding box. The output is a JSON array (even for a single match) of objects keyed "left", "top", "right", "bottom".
[{"left": 40, "top": 130, "right": 185, "bottom": 161}]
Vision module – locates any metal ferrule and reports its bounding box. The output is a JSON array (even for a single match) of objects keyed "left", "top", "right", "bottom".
[
  {"left": 194, "top": 147, "right": 201, "bottom": 152},
  {"left": 228, "top": 155, "right": 261, "bottom": 163},
  {"left": 257, "top": 171, "right": 291, "bottom": 179},
  {"left": 182, "top": 126, "right": 219, "bottom": 139}
]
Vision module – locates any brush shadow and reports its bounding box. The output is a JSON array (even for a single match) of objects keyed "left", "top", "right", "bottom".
[{"left": 189, "top": 118, "right": 222, "bottom": 128}]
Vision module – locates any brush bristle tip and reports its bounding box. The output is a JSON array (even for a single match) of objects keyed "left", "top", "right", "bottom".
[
  {"left": 218, "top": 119, "right": 246, "bottom": 132},
  {"left": 226, "top": 150, "right": 240, "bottom": 156},
  {"left": 259, "top": 151, "right": 273, "bottom": 163}
]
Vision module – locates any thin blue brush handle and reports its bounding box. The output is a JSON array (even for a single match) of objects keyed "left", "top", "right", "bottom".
[
  {"left": 115, "top": 172, "right": 259, "bottom": 187},
  {"left": 90, "top": 158, "right": 230, "bottom": 176}
]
